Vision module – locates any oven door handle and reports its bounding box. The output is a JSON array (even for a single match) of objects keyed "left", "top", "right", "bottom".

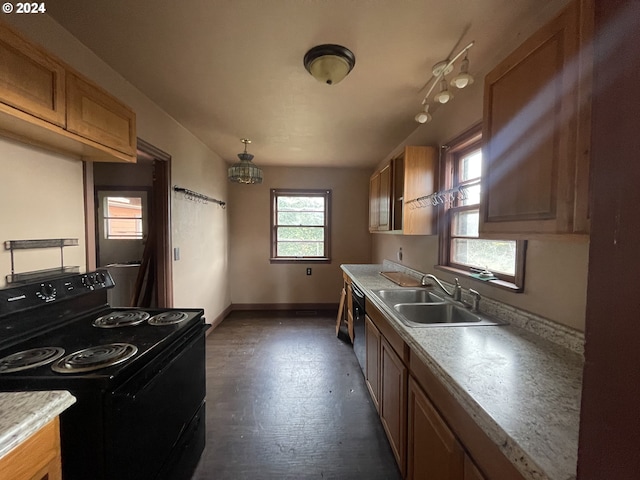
[{"left": 111, "top": 324, "right": 207, "bottom": 401}]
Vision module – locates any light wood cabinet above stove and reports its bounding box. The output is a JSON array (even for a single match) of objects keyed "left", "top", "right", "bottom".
[{"left": 0, "top": 19, "right": 136, "bottom": 163}]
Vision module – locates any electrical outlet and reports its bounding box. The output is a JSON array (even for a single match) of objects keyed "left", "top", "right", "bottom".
[
  {"left": 173, "top": 247, "right": 180, "bottom": 261},
  {"left": 306, "top": 268, "right": 312, "bottom": 275}
]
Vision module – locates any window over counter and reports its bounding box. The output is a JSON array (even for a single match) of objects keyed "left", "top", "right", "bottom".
[
  {"left": 438, "top": 125, "right": 526, "bottom": 290},
  {"left": 270, "top": 189, "right": 331, "bottom": 263}
]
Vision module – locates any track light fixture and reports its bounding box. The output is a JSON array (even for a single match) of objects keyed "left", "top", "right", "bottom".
[
  {"left": 433, "top": 79, "right": 454, "bottom": 104},
  {"left": 415, "top": 41, "right": 475, "bottom": 123},
  {"left": 414, "top": 104, "right": 432, "bottom": 124},
  {"left": 450, "top": 52, "right": 474, "bottom": 89}
]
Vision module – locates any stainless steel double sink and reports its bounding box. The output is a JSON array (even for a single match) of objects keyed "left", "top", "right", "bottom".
[{"left": 372, "top": 288, "right": 504, "bottom": 327}]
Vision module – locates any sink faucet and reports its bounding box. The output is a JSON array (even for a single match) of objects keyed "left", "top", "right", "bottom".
[{"left": 420, "top": 274, "right": 462, "bottom": 301}]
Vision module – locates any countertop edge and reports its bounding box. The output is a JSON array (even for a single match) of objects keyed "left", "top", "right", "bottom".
[{"left": 0, "top": 390, "right": 76, "bottom": 459}]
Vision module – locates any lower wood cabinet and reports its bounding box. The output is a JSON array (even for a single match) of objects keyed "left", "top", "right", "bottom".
[
  {"left": 0, "top": 417, "right": 62, "bottom": 480},
  {"left": 407, "top": 375, "right": 464, "bottom": 479},
  {"left": 361, "top": 297, "right": 519, "bottom": 480},
  {"left": 365, "top": 305, "right": 409, "bottom": 477},
  {"left": 464, "top": 455, "right": 487, "bottom": 480},
  {"left": 380, "top": 337, "right": 407, "bottom": 477}
]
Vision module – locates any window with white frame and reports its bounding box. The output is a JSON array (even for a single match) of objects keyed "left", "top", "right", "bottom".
[{"left": 103, "top": 196, "right": 144, "bottom": 239}]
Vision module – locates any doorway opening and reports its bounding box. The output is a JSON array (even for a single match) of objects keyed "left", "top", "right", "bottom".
[{"left": 84, "top": 139, "right": 173, "bottom": 308}]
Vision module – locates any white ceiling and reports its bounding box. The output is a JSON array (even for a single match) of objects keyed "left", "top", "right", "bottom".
[{"left": 47, "top": 0, "right": 567, "bottom": 168}]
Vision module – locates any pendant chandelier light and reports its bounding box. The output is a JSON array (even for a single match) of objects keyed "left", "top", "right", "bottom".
[
  {"left": 303, "top": 44, "right": 356, "bottom": 86},
  {"left": 414, "top": 41, "right": 475, "bottom": 123},
  {"left": 228, "top": 138, "right": 263, "bottom": 184}
]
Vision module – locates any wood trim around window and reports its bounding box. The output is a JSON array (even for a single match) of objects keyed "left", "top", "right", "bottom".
[
  {"left": 270, "top": 188, "right": 332, "bottom": 263},
  {"left": 437, "top": 124, "right": 526, "bottom": 292}
]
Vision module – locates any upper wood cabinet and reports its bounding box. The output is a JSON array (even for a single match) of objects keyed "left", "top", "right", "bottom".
[
  {"left": 369, "top": 146, "right": 438, "bottom": 234},
  {"left": 0, "top": 19, "right": 136, "bottom": 163},
  {"left": 481, "top": 0, "right": 592, "bottom": 236},
  {"left": 402, "top": 146, "right": 438, "bottom": 235},
  {"left": 0, "top": 21, "right": 66, "bottom": 127},
  {"left": 369, "top": 163, "right": 392, "bottom": 231},
  {"left": 67, "top": 72, "right": 136, "bottom": 156}
]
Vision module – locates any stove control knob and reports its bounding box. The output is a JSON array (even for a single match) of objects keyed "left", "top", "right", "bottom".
[
  {"left": 95, "top": 272, "right": 106, "bottom": 284},
  {"left": 37, "top": 283, "right": 56, "bottom": 301},
  {"left": 82, "top": 275, "right": 94, "bottom": 289}
]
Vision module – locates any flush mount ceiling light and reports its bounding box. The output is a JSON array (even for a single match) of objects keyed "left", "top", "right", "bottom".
[
  {"left": 228, "top": 139, "right": 263, "bottom": 184},
  {"left": 414, "top": 41, "right": 475, "bottom": 123},
  {"left": 303, "top": 44, "right": 356, "bottom": 85}
]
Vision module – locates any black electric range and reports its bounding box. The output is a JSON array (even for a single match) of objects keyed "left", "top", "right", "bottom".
[{"left": 0, "top": 270, "right": 208, "bottom": 480}]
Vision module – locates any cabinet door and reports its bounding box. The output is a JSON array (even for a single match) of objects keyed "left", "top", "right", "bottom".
[
  {"left": 0, "top": 22, "right": 66, "bottom": 127},
  {"left": 403, "top": 146, "right": 438, "bottom": 235},
  {"left": 369, "top": 173, "right": 380, "bottom": 231},
  {"left": 365, "top": 314, "right": 381, "bottom": 411},
  {"left": 346, "top": 283, "right": 354, "bottom": 342},
  {"left": 380, "top": 337, "right": 408, "bottom": 477},
  {"left": 378, "top": 164, "right": 392, "bottom": 230},
  {"left": 464, "top": 454, "right": 487, "bottom": 480},
  {"left": 407, "top": 376, "right": 464, "bottom": 480},
  {"left": 481, "top": 0, "right": 589, "bottom": 235},
  {"left": 369, "top": 164, "right": 392, "bottom": 231},
  {"left": 0, "top": 417, "right": 62, "bottom": 480},
  {"left": 66, "top": 72, "right": 136, "bottom": 156}
]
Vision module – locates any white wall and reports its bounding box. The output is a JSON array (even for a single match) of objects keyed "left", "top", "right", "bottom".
[
  {"left": 0, "top": 138, "right": 86, "bottom": 286},
  {"left": 4, "top": 15, "right": 230, "bottom": 320}
]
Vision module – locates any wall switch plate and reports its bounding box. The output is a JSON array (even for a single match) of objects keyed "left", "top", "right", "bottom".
[
  {"left": 174, "top": 247, "right": 180, "bottom": 261},
  {"left": 306, "top": 268, "right": 312, "bottom": 275}
]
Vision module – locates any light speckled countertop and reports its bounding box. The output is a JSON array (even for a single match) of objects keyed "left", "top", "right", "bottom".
[
  {"left": 342, "top": 264, "right": 583, "bottom": 480},
  {"left": 0, "top": 391, "right": 76, "bottom": 459}
]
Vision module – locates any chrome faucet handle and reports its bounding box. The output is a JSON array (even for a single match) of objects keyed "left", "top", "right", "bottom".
[{"left": 468, "top": 289, "right": 481, "bottom": 312}]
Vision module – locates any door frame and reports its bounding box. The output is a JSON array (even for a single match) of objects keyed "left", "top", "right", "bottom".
[{"left": 83, "top": 138, "right": 173, "bottom": 307}]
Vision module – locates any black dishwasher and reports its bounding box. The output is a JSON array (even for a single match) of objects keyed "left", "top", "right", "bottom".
[{"left": 351, "top": 282, "right": 366, "bottom": 373}]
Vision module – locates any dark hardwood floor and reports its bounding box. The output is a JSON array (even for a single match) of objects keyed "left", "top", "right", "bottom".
[{"left": 191, "top": 310, "right": 402, "bottom": 480}]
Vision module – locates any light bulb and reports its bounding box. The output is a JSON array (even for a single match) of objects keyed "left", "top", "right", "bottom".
[
  {"left": 414, "top": 105, "right": 432, "bottom": 124},
  {"left": 434, "top": 79, "right": 453, "bottom": 104},
  {"left": 450, "top": 57, "right": 474, "bottom": 89}
]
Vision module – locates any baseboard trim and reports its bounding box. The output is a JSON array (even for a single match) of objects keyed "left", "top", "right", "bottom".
[
  {"left": 231, "top": 303, "right": 339, "bottom": 312},
  {"left": 205, "top": 304, "right": 233, "bottom": 335}
]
